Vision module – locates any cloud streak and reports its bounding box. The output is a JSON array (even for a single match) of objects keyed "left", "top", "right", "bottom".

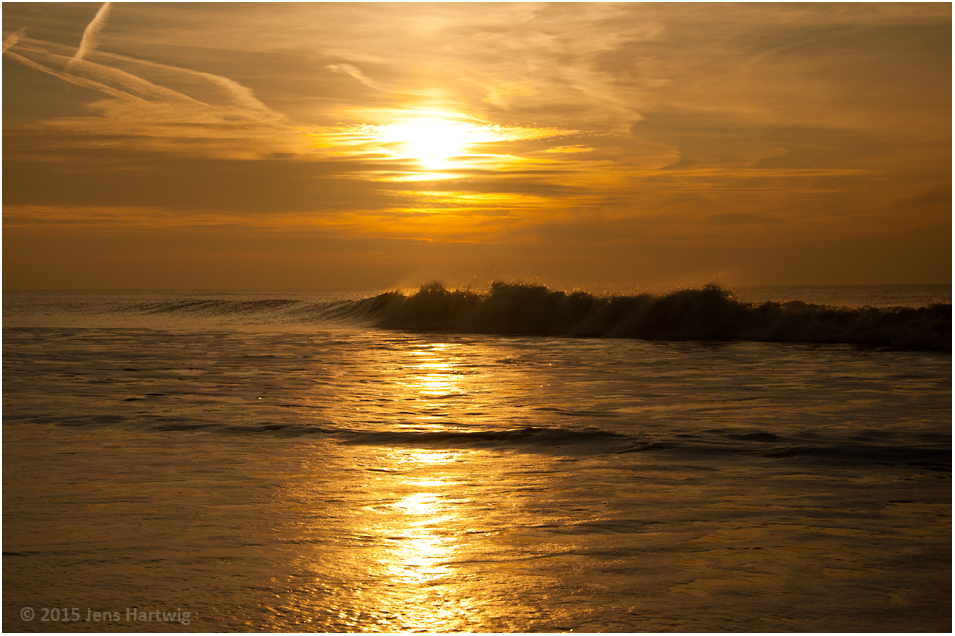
[
  {"left": 2, "top": 27, "right": 25, "bottom": 53},
  {"left": 67, "top": 1, "right": 111, "bottom": 70},
  {"left": 326, "top": 63, "right": 387, "bottom": 91},
  {"left": 5, "top": 31, "right": 296, "bottom": 159}
]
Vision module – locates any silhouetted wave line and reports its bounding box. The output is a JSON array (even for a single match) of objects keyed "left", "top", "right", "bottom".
[
  {"left": 10, "top": 412, "right": 948, "bottom": 467},
  {"left": 361, "top": 282, "right": 951, "bottom": 351},
  {"left": 119, "top": 282, "right": 951, "bottom": 350},
  {"left": 336, "top": 425, "right": 628, "bottom": 447}
]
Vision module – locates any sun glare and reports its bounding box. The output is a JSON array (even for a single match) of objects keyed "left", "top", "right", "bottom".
[
  {"left": 323, "top": 113, "right": 567, "bottom": 178},
  {"left": 401, "top": 120, "right": 470, "bottom": 169},
  {"left": 378, "top": 118, "right": 493, "bottom": 170}
]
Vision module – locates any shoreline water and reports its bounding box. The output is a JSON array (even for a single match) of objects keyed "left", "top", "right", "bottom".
[
  {"left": 3, "top": 284, "right": 951, "bottom": 632},
  {"left": 5, "top": 420, "right": 950, "bottom": 632}
]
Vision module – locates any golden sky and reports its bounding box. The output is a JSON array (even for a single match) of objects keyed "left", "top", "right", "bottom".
[{"left": 3, "top": 2, "right": 951, "bottom": 290}]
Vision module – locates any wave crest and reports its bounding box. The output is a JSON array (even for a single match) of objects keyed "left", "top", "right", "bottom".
[{"left": 361, "top": 282, "right": 950, "bottom": 351}]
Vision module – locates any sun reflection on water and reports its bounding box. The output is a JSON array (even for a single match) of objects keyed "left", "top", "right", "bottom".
[
  {"left": 394, "top": 344, "right": 476, "bottom": 428},
  {"left": 393, "top": 491, "right": 439, "bottom": 515},
  {"left": 365, "top": 448, "right": 472, "bottom": 626},
  {"left": 296, "top": 340, "right": 544, "bottom": 629}
]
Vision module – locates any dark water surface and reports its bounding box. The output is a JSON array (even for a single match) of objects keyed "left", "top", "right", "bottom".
[{"left": 3, "top": 286, "right": 951, "bottom": 631}]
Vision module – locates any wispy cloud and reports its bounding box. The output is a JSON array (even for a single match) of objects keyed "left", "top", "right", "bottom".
[
  {"left": 4, "top": 46, "right": 144, "bottom": 103},
  {"left": 326, "top": 63, "right": 387, "bottom": 91},
  {"left": 5, "top": 31, "right": 297, "bottom": 159},
  {"left": 66, "top": 1, "right": 111, "bottom": 70},
  {"left": 2, "top": 27, "right": 26, "bottom": 53}
]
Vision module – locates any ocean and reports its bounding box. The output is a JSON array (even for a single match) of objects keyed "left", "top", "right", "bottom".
[{"left": 3, "top": 283, "right": 951, "bottom": 632}]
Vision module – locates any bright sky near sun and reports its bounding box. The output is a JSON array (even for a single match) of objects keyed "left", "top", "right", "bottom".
[{"left": 2, "top": 2, "right": 951, "bottom": 290}]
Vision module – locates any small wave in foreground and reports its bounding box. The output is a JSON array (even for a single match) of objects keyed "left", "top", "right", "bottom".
[{"left": 360, "top": 282, "right": 950, "bottom": 351}]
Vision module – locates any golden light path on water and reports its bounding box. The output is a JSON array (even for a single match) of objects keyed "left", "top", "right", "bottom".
[
  {"left": 348, "top": 347, "right": 485, "bottom": 627},
  {"left": 376, "top": 452, "right": 467, "bottom": 627},
  {"left": 399, "top": 344, "right": 468, "bottom": 427},
  {"left": 300, "top": 340, "right": 547, "bottom": 631},
  {"left": 321, "top": 444, "right": 514, "bottom": 631}
]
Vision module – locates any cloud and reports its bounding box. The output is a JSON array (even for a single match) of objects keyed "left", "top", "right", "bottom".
[
  {"left": 5, "top": 31, "right": 297, "bottom": 159},
  {"left": 4, "top": 46, "right": 144, "bottom": 103},
  {"left": 326, "top": 63, "right": 387, "bottom": 91},
  {"left": 66, "top": 1, "right": 111, "bottom": 70},
  {"left": 2, "top": 27, "right": 25, "bottom": 52}
]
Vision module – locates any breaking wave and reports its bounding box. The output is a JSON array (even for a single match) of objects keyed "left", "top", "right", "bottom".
[
  {"left": 360, "top": 282, "right": 951, "bottom": 351},
  {"left": 23, "top": 283, "right": 947, "bottom": 351}
]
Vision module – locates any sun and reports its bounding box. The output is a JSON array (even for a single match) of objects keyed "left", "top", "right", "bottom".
[
  {"left": 380, "top": 118, "right": 477, "bottom": 170},
  {"left": 360, "top": 114, "right": 530, "bottom": 175},
  {"left": 402, "top": 120, "right": 471, "bottom": 169}
]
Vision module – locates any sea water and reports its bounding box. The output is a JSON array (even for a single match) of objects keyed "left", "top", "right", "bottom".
[{"left": 2, "top": 284, "right": 951, "bottom": 632}]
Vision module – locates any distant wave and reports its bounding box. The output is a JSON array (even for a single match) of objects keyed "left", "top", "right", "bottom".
[
  {"left": 7, "top": 400, "right": 947, "bottom": 468},
  {"left": 20, "top": 413, "right": 946, "bottom": 468},
  {"left": 138, "top": 299, "right": 300, "bottom": 315},
  {"left": 360, "top": 282, "right": 951, "bottom": 351},
  {"left": 335, "top": 425, "right": 629, "bottom": 449}
]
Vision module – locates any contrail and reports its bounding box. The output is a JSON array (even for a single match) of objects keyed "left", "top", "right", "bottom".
[
  {"left": 67, "top": 1, "right": 111, "bottom": 70},
  {"left": 2, "top": 27, "right": 26, "bottom": 53},
  {"left": 326, "top": 63, "right": 386, "bottom": 91}
]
